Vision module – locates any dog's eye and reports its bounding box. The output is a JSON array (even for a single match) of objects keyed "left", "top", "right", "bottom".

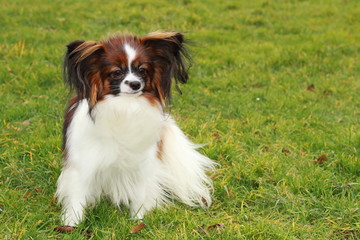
[
  {"left": 138, "top": 67, "right": 147, "bottom": 77},
  {"left": 110, "top": 69, "right": 124, "bottom": 79}
]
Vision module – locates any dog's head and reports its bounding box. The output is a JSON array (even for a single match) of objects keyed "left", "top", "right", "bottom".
[{"left": 64, "top": 31, "right": 191, "bottom": 108}]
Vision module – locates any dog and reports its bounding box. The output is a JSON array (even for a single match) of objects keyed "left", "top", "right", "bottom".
[{"left": 56, "top": 31, "right": 215, "bottom": 227}]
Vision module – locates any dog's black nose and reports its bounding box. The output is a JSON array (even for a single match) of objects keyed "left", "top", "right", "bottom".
[{"left": 129, "top": 81, "right": 141, "bottom": 91}]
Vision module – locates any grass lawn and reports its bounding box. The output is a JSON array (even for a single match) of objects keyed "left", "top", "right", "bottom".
[{"left": 1, "top": 0, "right": 359, "bottom": 239}]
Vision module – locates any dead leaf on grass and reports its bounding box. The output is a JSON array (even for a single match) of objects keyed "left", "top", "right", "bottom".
[
  {"left": 196, "top": 223, "right": 225, "bottom": 234},
  {"left": 213, "top": 133, "right": 222, "bottom": 139},
  {"left": 207, "top": 223, "right": 225, "bottom": 233},
  {"left": 282, "top": 148, "right": 291, "bottom": 155},
  {"left": 314, "top": 154, "right": 328, "bottom": 164},
  {"left": 54, "top": 226, "right": 93, "bottom": 238},
  {"left": 83, "top": 230, "right": 93, "bottom": 237},
  {"left": 345, "top": 182, "right": 358, "bottom": 187},
  {"left": 54, "top": 225, "right": 75, "bottom": 233},
  {"left": 21, "top": 120, "right": 30, "bottom": 126},
  {"left": 130, "top": 222, "right": 146, "bottom": 234},
  {"left": 306, "top": 84, "right": 315, "bottom": 91}
]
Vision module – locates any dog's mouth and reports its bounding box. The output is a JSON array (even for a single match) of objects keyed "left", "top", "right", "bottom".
[{"left": 121, "top": 90, "right": 143, "bottom": 96}]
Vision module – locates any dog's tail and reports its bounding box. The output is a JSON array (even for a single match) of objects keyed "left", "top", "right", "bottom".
[{"left": 159, "top": 117, "right": 216, "bottom": 207}]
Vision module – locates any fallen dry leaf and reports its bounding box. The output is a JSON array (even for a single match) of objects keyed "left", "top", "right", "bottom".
[
  {"left": 282, "top": 148, "right": 291, "bottom": 155},
  {"left": 207, "top": 223, "right": 225, "bottom": 231},
  {"left": 307, "top": 84, "right": 315, "bottom": 91},
  {"left": 21, "top": 120, "right": 30, "bottom": 126},
  {"left": 54, "top": 226, "right": 75, "bottom": 233},
  {"left": 83, "top": 230, "right": 93, "bottom": 238},
  {"left": 130, "top": 222, "right": 146, "bottom": 234},
  {"left": 314, "top": 154, "right": 328, "bottom": 164},
  {"left": 345, "top": 182, "right": 358, "bottom": 187},
  {"left": 55, "top": 226, "right": 93, "bottom": 238},
  {"left": 213, "top": 133, "right": 222, "bottom": 139},
  {"left": 196, "top": 223, "right": 225, "bottom": 234}
]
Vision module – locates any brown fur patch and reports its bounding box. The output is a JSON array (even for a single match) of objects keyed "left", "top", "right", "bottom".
[
  {"left": 142, "top": 31, "right": 181, "bottom": 42},
  {"left": 142, "top": 92, "right": 160, "bottom": 107},
  {"left": 156, "top": 139, "right": 164, "bottom": 160},
  {"left": 73, "top": 41, "right": 104, "bottom": 63},
  {"left": 62, "top": 97, "right": 79, "bottom": 161}
]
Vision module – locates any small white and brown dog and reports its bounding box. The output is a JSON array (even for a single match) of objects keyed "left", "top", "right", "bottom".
[{"left": 56, "top": 31, "right": 215, "bottom": 227}]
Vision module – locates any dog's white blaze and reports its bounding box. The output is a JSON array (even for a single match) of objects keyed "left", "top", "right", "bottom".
[
  {"left": 124, "top": 43, "right": 137, "bottom": 71},
  {"left": 118, "top": 44, "right": 143, "bottom": 94}
]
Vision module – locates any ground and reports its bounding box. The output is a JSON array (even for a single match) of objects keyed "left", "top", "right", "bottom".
[{"left": 0, "top": 0, "right": 359, "bottom": 239}]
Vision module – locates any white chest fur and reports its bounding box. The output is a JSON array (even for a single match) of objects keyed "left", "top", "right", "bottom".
[
  {"left": 66, "top": 95, "right": 164, "bottom": 169},
  {"left": 57, "top": 94, "right": 214, "bottom": 227}
]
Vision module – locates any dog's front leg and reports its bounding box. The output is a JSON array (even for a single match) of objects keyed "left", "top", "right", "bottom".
[
  {"left": 56, "top": 166, "right": 92, "bottom": 226},
  {"left": 129, "top": 160, "right": 165, "bottom": 220}
]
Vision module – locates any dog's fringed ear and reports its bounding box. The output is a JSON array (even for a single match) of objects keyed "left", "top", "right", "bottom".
[
  {"left": 141, "top": 31, "right": 192, "bottom": 105},
  {"left": 64, "top": 40, "right": 104, "bottom": 108}
]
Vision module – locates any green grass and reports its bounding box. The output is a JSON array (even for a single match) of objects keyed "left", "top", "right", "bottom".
[{"left": 1, "top": 0, "right": 359, "bottom": 239}]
